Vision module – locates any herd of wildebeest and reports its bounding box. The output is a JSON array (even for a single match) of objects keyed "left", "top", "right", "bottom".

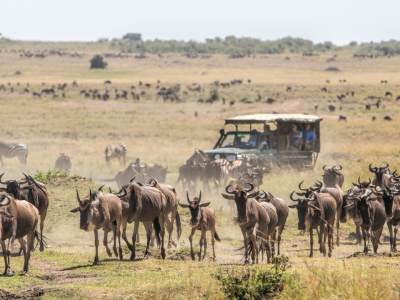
[
  {"left": 0, "top": 138, "right": 400, "bottom": 276},
  {"left": 0, "top": 78, "right": 398, "bottom": 121}
]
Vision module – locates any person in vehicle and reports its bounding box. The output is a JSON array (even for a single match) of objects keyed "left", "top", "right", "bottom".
[
  {"left": 258, "top": 135, "right": 268, "bottom": 150},
  {"left": 263, "top": 124, "right": 275, "bottom": 141},
  {"left": 303, "top": 123, "right": 316, "bottom": 149},
  {"left": 246, "top": 130, "right": 258, "bottom": 147},
  {"left": 288, "top": 124, "right": 303, "bottom": 150}
]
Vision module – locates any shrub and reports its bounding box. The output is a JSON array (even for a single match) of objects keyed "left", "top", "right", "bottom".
[
  {"left": 239, "top": 96, "right": 254, "bottom": 104},
  {"left": 33, "top": 168, "right": 70, "bottom": 184},
  {"left": 90, "top": 55, "right": 107, "bottom": 69},
  {"left": 213, "top": 256, "right": 291, "bottom": 299},
  {"left": 210, "top": 87, "right": 221, "bottom": 102}
]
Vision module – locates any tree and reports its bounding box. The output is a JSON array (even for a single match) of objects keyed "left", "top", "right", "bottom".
[
  {"left": 89, "top": 55, "right": 107, "bottom": 69},
  {"left": 122, "top": 33, "right": 141, "bottom": 41}
]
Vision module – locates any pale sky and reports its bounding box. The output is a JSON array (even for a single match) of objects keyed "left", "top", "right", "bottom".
[{"left": 1, "top": 0, "right": 399, "bottom": 45}]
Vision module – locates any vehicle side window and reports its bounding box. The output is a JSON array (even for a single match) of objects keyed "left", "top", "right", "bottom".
[{"left": 221, "top": 134, "right": 235, "bottom": 147}]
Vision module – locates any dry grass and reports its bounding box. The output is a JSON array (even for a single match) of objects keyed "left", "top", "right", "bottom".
[{"left": 0, "top": 50, "right": 400, "bottom": 299}]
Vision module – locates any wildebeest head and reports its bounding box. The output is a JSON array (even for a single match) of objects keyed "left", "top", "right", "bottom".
[
  {"left": 352, "top": 177, "right": 371, "bottom": 189},
  {"left": 0, "top": 194, "right": 14, "bottom": 219},
  {"left": 322, "top": 165, "right": 343, "bottom": 187},
  {"left": 295, "top": 180, "right": 322, "bottom": 198},
  {"left": 254, "top": 189, "right": 274, "bottom": 203},
  {"left": 0, "top": 173, "right": 28, "bottom": 198},
  {"left": 369, "top": 162, "right": 390, "bottom": 183},
  {"left": 221, "top": 183, "right": 255, "bottom": 224},
  {"left": 178, "top": 191, "right": 210, "bottom": 227},
  {"left": 288, "top": 191, "right": 320, "bottom": 231},
  {"left": 372, "top": 187, "right": 399, "bottom": 219}
]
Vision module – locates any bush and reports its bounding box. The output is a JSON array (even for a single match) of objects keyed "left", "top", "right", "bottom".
[
  {"left": 239, "top": 96, "right": 254, "bottom": 104},
  {"left": 90, "top": 55, "right": 107, "bottom": 69},
  {"left": 213, "top": 256, "right": 291, "bottom": 299},
  {"left": 210, "top": 87, "right": 221, "bottom": 102},
  {"left": 33, "top": 168, "right": 70, "bottom": 184}
]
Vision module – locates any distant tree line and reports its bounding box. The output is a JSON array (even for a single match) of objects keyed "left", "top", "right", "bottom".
[{"left": 106, "top": 35, "right": 400, "bottom": 56}]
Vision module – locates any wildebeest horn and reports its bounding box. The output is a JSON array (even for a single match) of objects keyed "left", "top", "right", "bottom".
[
  {"left": 369, "top": 163, "right": 377, "bottom": 172},
  {"left": 22, "top": 173, "right": 46, "bottom": 194},
  {"left": 260, "top": 189, "right": 268, "bottom": 199},
  {"left": 109, "top": 187, "right": 112, "bottom": 193},
  {"left": 98, "top": 184, "right": 105, "bottom": 191},
  {"left": 186, "top": 191, "right": 191, "bottom": 204},
  {"left": 115, "top": 186, "right": 127, "bottom": 198},
  {"left": 89, "top": 189, "right": 93, "bottom": 203},
  {"left": 338, "top": 165, "right": 342, "bottom": 170},
  {"left": 322, "top": 165, "right": 327, "bottom": 171},
  {"left": 20, "top": 173, "right": 29, "bottom": 184},
  {"left": 198, "top": 191, "right": 202, "bottom": 203},
  {"left": 225, "top": 185, "right": 236, "bottom": 194},
  {"left": 384, "top": 162, "right": 389, "bottom": 169},
  {"left": 298, "top": 181, "right": 307, "bottom": 191},
  {"left": 76, "top": 189, "right": 82, "bottom": 205},
  {"left": 309, "top": 191, "right": 317, "bottom": 201},
  {"left": 130, "top": 177, "right": 136, "bottom": 183},
  {"left": 290, "top": 191, "right": 301, "bottom": 201},
  {"left": 146, "top": 178, "right": 157, "bottom": 187},
  {"left": 244, "top": 183, "right": 254, "bottom": 193},
  {"left": 312, "top": 180, "right": 322, "bottom": 191},
  {"left": 0, "top": 194, "right": 11, "bottom": 207},
  {"left": 358, "top": 176, "right": 361, "bottom": 185},
  {"left": 0, "top": 173, "right": 11, "bottom": 185}
]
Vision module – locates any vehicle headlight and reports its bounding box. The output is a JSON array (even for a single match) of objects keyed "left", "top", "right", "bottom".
[
  {"left": 215, "top": 154, "right": 220, "bottom": 160},
  {"left": 226, "top": 155, "right": 236, "bottom": 162}
]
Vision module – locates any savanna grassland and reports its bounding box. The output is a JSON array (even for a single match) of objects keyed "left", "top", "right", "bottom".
[{"left": 0, "top": 48, "right": 400, "bottom": 299}]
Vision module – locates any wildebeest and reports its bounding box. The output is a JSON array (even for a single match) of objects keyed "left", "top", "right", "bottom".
[
  {"left": 345, "top": 189, "right": 386, "bottom": 253},
  {"left": 146, "top": 164, "right": 169, "bottom": 183},
  {"left": 0, "top": 194, "right": 39, "bottom": 275},
  {"left": 321, "top": 87, "right": 327, "bottom": 92},
  {"left": 179, "top": 191, "right": 220, "bottom": 261},
  {"left": 222, "top": 183, "right": 272, "bottom": 263},
  {"left": 147, "top": 178, "right": 181, "bottom": 248},
  {"left": 105, "top": 143, "right": 126, "bottom": 166},
  {"left": 286, "top": 86, "right": 292, "bottom": 92},
  {"left": 322, "top": 165, "right": 344, "bottom": 189},
  {"left": 256, "top": 190, "right": 288, "bottom": 255},
  {"left": 289, "top": 190, "right": 337, "bottom": 257},
  {"left": 329, "top": 105, "right": 335, "bottom": 112},
  {"left": 119, "top": 181, "right": 167, "bottom": 260},
  {"left": 70, "top": 188, "right": 124, "bottom": 264},
  {"left": 384, "top": 115, "right": 393, "bottom": 121},
  {"left": 338, "top": 115, "right": 347, "bottom": 121},
  {"left": 104, "top": 80, "right": 112, "bottom": 84},
  {"left": 55, "top": 153, "right": 72, "bottom": 171},
  {"left": 298, "top": 180, "right": 342, "bottom": 246},
  {"left": 385, "top": 91, "right": 392, "bottom": 97},
  {"left": 369, "top": 162, "right": 392, "bottom": 188},
  {"left": 0, "top": 173, "right": 49, "bottom": 252},
  {"left": 100, "top": 160, "right": 147, "bottom": 187}
]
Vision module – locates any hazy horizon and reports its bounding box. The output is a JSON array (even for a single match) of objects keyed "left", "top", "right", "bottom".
[{"left": 2, "top": 0, "right": 400, "bottom": 46}]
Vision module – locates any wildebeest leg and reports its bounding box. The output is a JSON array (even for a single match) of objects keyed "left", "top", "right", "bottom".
[
  {"left": 165, "top": 216, "right": 174, "bottom": 248},
  {"left": 189, "top": 227, "right": 196, "bottom": 260},
  {"left": 328, "top": 220, "right": 334, "bottom": 257},
  {"left": 270, "top": 229, "right": 276, "bottom": 258},
  {"left": 394, "top": 224, "right": 400, "bottom": 252},
  {"left": 373, "top": 227, "right": 383, "bottom": 254},
  {"left": 210, "top": 227, "right": 216, "bottom": 261},
  {"left": 121, "top": 218, "right": 133, "bottom": 252},
  {"left": 144, "top": 222, "right": 152, "bottom": 257},
  {"left": 102, "top": 223, "right": 112, "bottom": 257},
  {"left": 94, "top": 229, "right": 99, "bottom": 265},
  {"left": 356, "top": 224, "right": 362, "bottom": 246},
  {"left": 277, "top": 223, "right": 285, "bottom": 255},
  {"left": 18, "top": 238, "right": 27, "bottom": 273},
  {"left": 319, "top": 223, "right": 326, "bottom": 256},
  {"left": 199, "top": 230, "right": 206, "bottom": 261},
  {"left": 1, "top": 240, "right": 10, "bottom": 276},
  {"left": 240, "top": 226, "right": 249, "bottom": 263},
  {"left": 309, "top": 229, "right": 313, "bottom": 258},
  {"left": 251, "top": 223, "right": 259, "bottom": 263},
  {"left": 159, "top": 214, "right": 166, "bottom": 259},
  {"left": 130, "top": 219, "right": 140, "bottom": 260},
  {"left": 112, "top": 225, "right": 118, "bottom": 257},
  {"left": 388, "top": 222, "right": 394, "bottom": 252},
  {"left": 169, "top": 207, "right": 178, "bottom": 247},
  {"left": 362, "top": 228, "right": 368, "bottom": 253},
  {"left": 116, "top": 217, "right": 123, "bottom": 260},
  {"left": 336, "top": 207, "right": 341, "bottom": 246},
  {"left": 39, "top": 210, "right": 47, "bottom": 252}
]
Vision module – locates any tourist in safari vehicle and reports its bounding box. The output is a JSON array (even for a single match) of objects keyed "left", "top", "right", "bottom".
[{"left": 204, "top": 114, "right": 322, "bottom": 168}]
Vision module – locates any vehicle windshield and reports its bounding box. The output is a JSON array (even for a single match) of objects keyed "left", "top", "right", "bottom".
[{"left": 220, "top": 132, "right": 258, "bottom": 149}]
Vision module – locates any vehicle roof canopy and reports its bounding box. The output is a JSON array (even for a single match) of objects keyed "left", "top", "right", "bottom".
[{"left": 224, "top": 114, "right": 323, "bottom": 125}]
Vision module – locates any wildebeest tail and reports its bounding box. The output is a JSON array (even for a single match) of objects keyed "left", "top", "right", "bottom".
[
  {"left": 175, "top": 211, "right": 182, "bottom": 240},
  {"left": 214, "top": 231, "right": 221, "bottom": 242},
  {"left": 34, "top": 230, "right": 48, "bottom": 248},
  {"left": 153, "top": 216, "right": 161, "bottom": 246}
]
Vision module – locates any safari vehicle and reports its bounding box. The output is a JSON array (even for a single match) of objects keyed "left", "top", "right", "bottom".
[{"left": 204, "top": 114, "right": 323, "bottom": 168}]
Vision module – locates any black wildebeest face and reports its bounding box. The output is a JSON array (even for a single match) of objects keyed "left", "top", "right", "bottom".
[
  {"left": 322, "top": 165, "right": 342, "bottom": 186},
  {"left": 70, "top": 189, "right": 98, "bottom": 232},
  {"left": 222, "top": 183, "right": 254, "bottom": 225},
  {"left": 0, "top": 173, "right": 28, "bottom": 198},
  {"left": 296, "top": 180, "right": 322, "bottom": 198},
  {"left": 288, "top": 191, "right": 320, "bottom": 231},
  {"left": 373, "top": 188, "right": 399, "bottom": 219},
  {"left": 369, "top": 162, "right": 390, "bottom": 182},
  {"left": 179, "top": 191, "right": 210, "bottom": 227}
]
